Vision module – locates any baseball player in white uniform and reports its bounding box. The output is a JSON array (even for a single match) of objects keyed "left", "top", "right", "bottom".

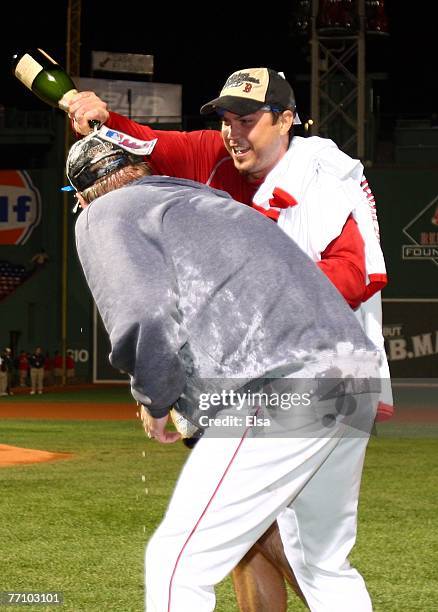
[{"left": 69, "top": 129, "right": 381, "bottom": 611}]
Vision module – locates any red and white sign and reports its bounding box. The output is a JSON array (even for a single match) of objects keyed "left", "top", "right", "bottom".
[{"left": 0, "top": 170, "right": 41, "bottom": 245}]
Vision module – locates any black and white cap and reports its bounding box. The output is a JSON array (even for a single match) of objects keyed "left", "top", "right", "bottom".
[
  {"left": 66, "top": 127, "right": 157, "bottom": 192},
  {"left": 200, "top": 67, "right": 300, "bottom": 124}
]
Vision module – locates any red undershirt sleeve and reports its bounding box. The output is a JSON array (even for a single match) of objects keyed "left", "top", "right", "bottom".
[{"left": 317, "top": 215, "right": 366, "bottom": 309}]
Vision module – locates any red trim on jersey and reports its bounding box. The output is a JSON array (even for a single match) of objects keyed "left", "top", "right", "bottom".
[
  {"left": 269, "top": 187, "right": 298, "bottom": 209},
  {"left": 251, "top": 202, "right": 280, "bottom": 221},
  {"left": 362, "top": 273, "right": 388, "bottom": 302},
  {"left": 375, "top": 401, "right": 394, "bottom": 421}
]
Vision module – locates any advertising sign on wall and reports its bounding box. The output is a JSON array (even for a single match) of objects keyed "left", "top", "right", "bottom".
[
  {"left": 0, "top": 170, "right": 41, "bottom": 245},
  {"left": 402, "top": 194, "right": 438, "bottom": 264},
  {"left": 92, "top": 51, "right": 154, "bottom": 75},
  {"left": 76, "top": 77, "right": 181, "bottom": 124},
  {"left": 383, "top": 300, "right": 438, "bottom": 378}
]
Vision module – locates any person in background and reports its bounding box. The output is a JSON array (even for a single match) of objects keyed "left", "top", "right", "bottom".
[
  {"left": 66, "top": 351, "right": 76, "bottom": 384},
  {"left": 15, "top": 350, "right": 29, "bottom": 387},
  {"left": 0, "top": 350, "right": 8, "bottom": 396},
  {"left": 0, "top": 347, "right": 14, "bottom": 395},
  {"left": 44, "top": 351, "right": 55, "bottom": 386},
  {"left": 29, "top": 347, "right": 45, "bottom": 395},
  {"left": 53, "top": 350, "right": 63, "bottom": 385},
  {"left": 30, "top": 248, "right": 49, "bottom": 270}
]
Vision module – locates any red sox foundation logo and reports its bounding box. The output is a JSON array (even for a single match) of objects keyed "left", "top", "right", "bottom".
[
  {"left": 0, "top": 170, "right": 41, "bottom": 245},
  {"left": 402, "top": 194, "right": 438, "bottom": 266}
]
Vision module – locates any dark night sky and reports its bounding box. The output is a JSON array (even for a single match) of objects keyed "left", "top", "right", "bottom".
[{"left": 1, "top": 1, "right": 437, "bottom": 121}]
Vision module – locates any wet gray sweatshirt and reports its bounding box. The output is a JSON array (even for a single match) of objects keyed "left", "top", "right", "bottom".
[{"left": 75, "top": 176, "right": 377, "bottom": 419}]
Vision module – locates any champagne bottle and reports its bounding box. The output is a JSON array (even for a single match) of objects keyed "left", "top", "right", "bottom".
[
  {"left": 12, "top": 48, "right": 99, "bottom": 128},
  {"left": 169, "top": 406, "right": 200, "bottom": 439},
  {"left": 169, "top": 406, "right": 203, "bottom": 448}
]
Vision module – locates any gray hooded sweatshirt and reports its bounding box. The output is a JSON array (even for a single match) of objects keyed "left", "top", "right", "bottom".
[{"left": 75, "top": 176, "right": 377, "bottom": 423}]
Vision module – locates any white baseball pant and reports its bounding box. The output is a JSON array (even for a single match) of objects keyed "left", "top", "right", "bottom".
[{"left": 145, "top": 393, "right": 376, "bottom": 611}]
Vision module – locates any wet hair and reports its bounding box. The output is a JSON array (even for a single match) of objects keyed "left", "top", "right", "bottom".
[{"left": 79, "top": 162, "right": 151, "bottom": 204}]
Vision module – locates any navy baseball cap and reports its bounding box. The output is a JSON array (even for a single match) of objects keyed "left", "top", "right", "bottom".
[{"left": 200, "top": 68, "right": 299, "bottom": 122}]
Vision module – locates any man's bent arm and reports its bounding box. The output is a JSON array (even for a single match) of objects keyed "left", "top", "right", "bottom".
[{"left": 317, "top": 216, "right": 366, "bottom": 309}]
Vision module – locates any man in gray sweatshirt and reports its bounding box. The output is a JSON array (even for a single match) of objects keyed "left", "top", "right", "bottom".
[{"left": 69, "top": 129, "right": 380, "bottom": 612}]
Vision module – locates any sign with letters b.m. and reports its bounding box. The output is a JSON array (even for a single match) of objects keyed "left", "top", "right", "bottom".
[{"left": 383, "top": 300, "right": 438, "bottom": 378}]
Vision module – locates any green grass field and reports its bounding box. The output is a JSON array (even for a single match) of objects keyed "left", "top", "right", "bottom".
[{"left": 1, "top": 388, "right": 437, "bottom": 611}]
